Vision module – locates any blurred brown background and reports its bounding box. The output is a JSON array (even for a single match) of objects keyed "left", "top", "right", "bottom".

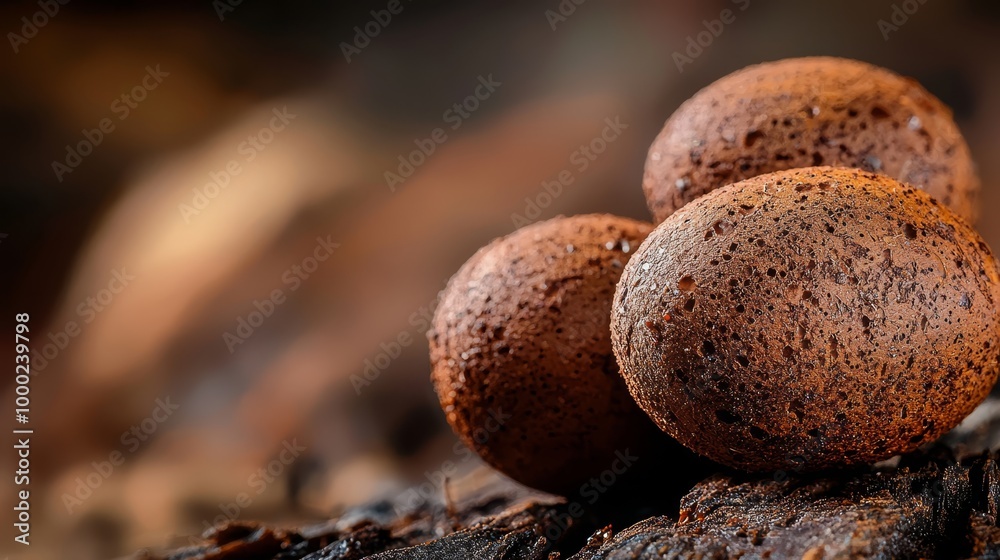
[{"left": 1, "top": 0, "right": 999, "bottom": 558}]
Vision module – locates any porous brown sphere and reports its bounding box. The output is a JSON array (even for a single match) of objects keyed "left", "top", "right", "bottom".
[
  {"left": 644, "top": 57, "right": 979, "bottom": 223},
  {"left": 429, "top": 214, "right": 660, "bottom": 494},
  {"left": 612, "top": 167, "right": 1000, "bottom": 472}
]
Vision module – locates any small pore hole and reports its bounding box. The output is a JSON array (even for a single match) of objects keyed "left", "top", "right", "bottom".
[
  {"left": 871, "top": 106, "right": 890, "bottom": 119},
  {"left": 716, "top": 409, "right": 742, "bottom": 424},
  {"left": 678, "top": 276, "right": 697, "bottom": 291},
  {"left": 790, "top": 399, "right": 805, "bottom": 421},
  {"left": 744, "top": 130, "right": 765, "bottom": 147},
  {"left": 713, "top": 220, "right": 735, "bottom": 236}
]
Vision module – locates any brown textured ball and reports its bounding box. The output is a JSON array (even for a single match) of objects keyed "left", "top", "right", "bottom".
[
  {"left": 612, "top": 167, "right": 1000, "bottom": 472},
  {"left": 644, "top": 57, "right": 979, "bottom": 223},
  {"left": 429, "top": 214, "right": 660, "bottom": 494}
]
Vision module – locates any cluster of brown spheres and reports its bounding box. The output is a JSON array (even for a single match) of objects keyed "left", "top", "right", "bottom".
[{"left": 428, "top": 57, "right": 1000, "bottom": 493}]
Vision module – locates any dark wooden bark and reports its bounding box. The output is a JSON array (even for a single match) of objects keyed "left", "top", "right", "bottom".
[{"left": 136, "top": 397, "right": 1000, "bottom": 560}]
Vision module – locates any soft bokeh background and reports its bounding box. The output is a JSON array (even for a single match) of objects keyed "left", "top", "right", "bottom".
[{"left": 2, "top": 1, "right": 999, "bottom": 558}]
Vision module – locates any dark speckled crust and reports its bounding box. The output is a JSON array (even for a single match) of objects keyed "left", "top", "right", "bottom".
[
  {"left": 644, "top": 57, "right": 979, "bottom": 223},
  {"left": 429, "top": 214, "right": 658, "bottom": 494},
  {"left": 612, "top": 167, "right": 1000, "bottom": 472}
]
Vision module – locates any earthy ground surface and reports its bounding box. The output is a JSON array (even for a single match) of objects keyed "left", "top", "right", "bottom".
[{"left": 133, "top": 395, "right": 1000, "bottom": 560}]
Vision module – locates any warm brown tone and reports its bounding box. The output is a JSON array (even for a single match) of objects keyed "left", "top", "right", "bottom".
[
  {"left": 429, "top": 214, "right": 657, "bottom": 494},
  {"left": 643, "top": 57, "right": 979, "bottom": 223},
  {"left": 612, "top": 167, "right": 1000, "bottom": 472}
]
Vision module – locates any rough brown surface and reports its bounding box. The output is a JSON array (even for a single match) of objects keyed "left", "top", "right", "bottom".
[
  {"left": 137, "top": 397, "right": 1000, "bottom": 559},
  {"left": 612, "top": 167, "right": 1000, "bottom": 472},
  {"left": 428, "top": 214, "right": 663, "bottom": 494},
  {"left": 570, "top": 453, "right": 1000, "bottom": 560},
  {"left": 367, "top": 502, "right": 570, "bottom": 560},
  {"left": 137, "top": 491, "right": 573, "bottom": 560},
  {"left": 643, "top": 56, "right": 980, "bottom": 223}
]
